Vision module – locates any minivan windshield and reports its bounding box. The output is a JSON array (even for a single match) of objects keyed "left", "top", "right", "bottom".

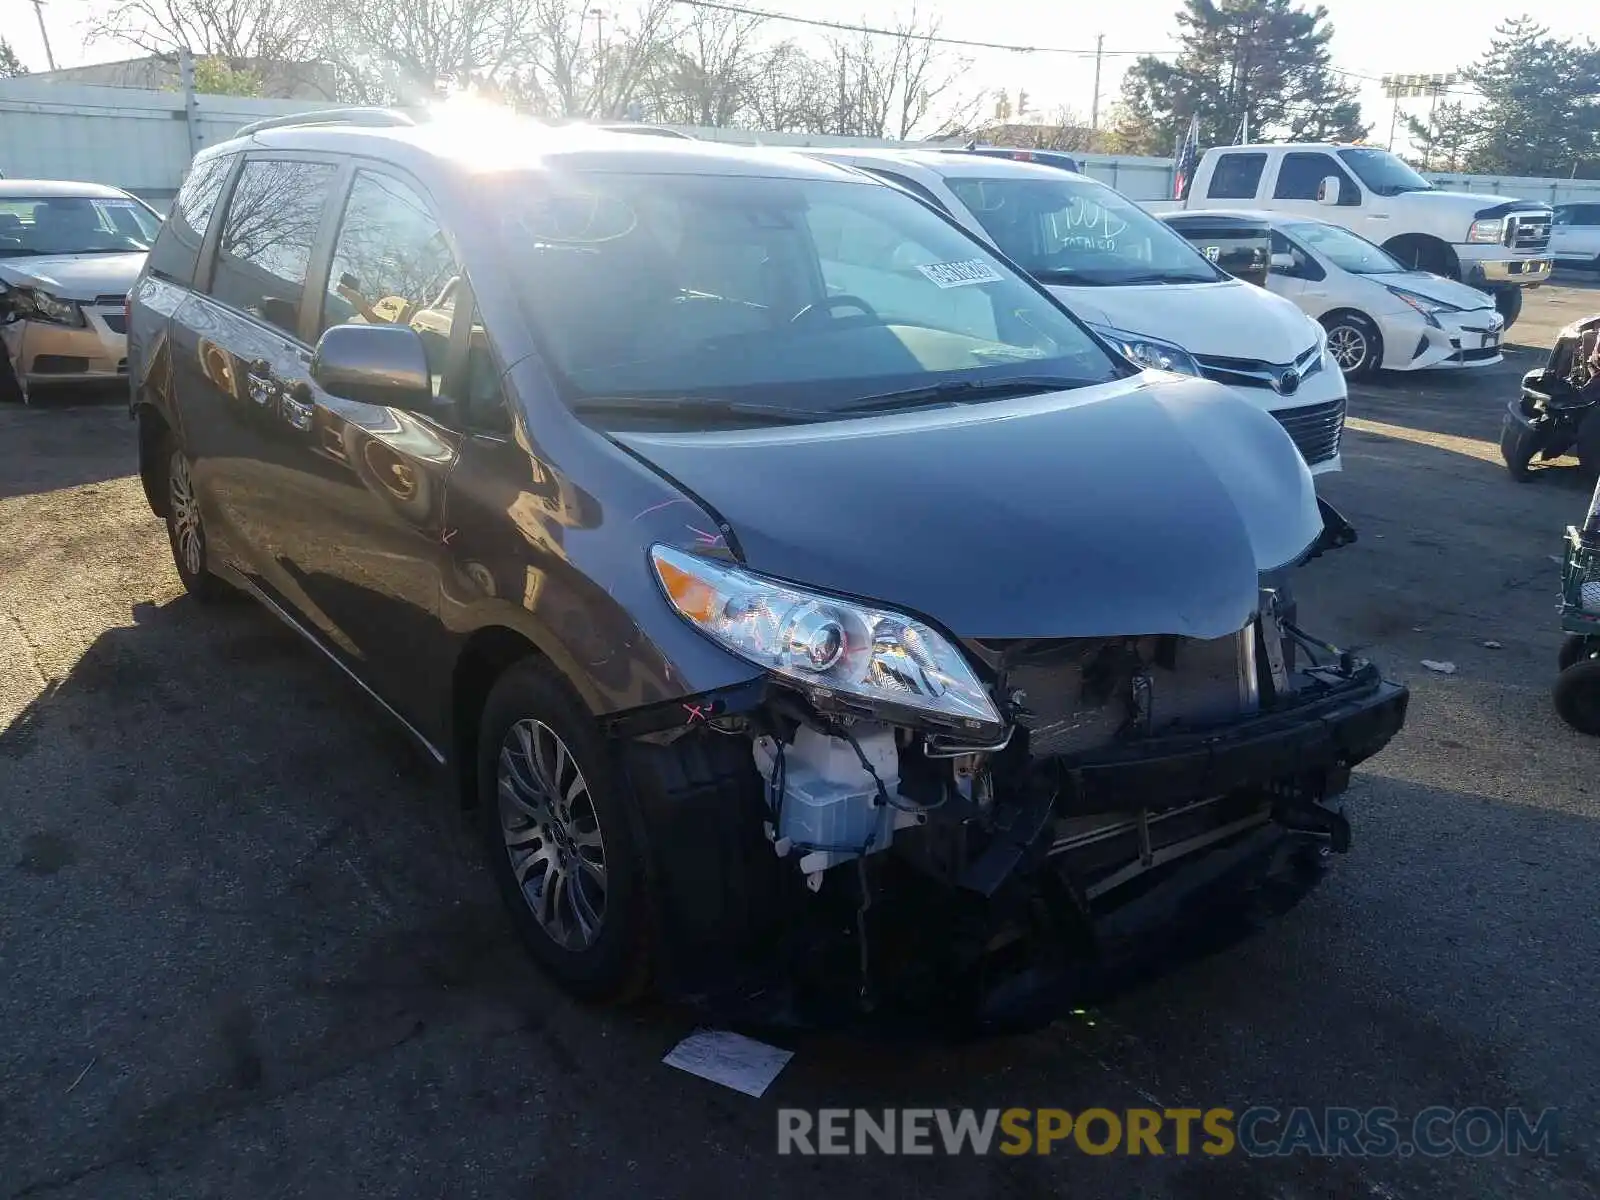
[
  {"left": 1284, "top": 220, "right": 1406, "bottom": 274},
  {"left": 0, "top": 195, "right": 161, "bottom": 256},
  {"left": 943, "top": 174, "right": 1225, "bottom": 286},
  {"left": 1336, "top": 148, "right": 1435, "bottom": 196},
  {"left": 489, "top": 171, "right": 1125, "bottom": 422}
]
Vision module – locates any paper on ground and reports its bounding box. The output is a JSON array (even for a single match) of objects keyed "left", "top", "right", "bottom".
[{"left": 663, "top": 1028, "right": 794, "bottom": 1098}]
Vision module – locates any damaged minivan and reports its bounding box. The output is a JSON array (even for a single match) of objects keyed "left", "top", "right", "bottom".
[{"left": 128, "top": 112, "right": 1408, "bottom": 1029}]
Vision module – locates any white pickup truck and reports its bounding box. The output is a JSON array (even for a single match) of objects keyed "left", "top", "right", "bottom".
[{"left": 1147, "top": 143, "right": 1553, "bottom": 328}]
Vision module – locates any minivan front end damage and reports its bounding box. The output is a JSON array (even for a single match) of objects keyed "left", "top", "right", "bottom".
[{"left": 606, "top": 520, "right": 1407, "bottom": 1032}]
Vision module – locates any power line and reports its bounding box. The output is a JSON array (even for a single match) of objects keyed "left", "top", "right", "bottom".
[{"left": 670, "top": 0, "right": 1171, "bottom": 57}]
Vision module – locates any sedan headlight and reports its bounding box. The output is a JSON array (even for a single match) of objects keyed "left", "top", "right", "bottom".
[
  {"left": 24, "top": 289, "right": 84, "bottom": 327},
  {"left": 650, "top": 544, "right": 1002, "bottom": 732},
  {"left": 1088, "top": 325, "right": 1203, "bottom": 377},
  {"left": 1466, "top": 218, "right": 1504, "bottom": 244},
  {"left": 1388, "top": 286, "right": 1462, "bottom": 328}
]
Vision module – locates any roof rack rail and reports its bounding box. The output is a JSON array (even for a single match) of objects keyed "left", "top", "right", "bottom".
[{"left": 235, "top": 107, "right": 416, "bottom": 138}]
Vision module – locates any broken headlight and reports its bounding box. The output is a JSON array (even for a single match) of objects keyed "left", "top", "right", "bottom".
[
  {"left": 19, "top": 288, "right": 84, "bottom": 327},
  {"left": 651, "top": 544, "right": 1002, "bottom": 732}
]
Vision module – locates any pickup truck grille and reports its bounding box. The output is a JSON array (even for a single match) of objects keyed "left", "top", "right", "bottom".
[
  {"left": 1272, "top": 397, "right": 1345, "bottom": 466},
  {"left": 1505, "top": 212, "right": 1552, "bottom": 252}
]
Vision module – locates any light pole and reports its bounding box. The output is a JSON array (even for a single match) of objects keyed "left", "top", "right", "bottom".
[{"left": 1380, "top": 72, "right": 1458, "bottom": 161}]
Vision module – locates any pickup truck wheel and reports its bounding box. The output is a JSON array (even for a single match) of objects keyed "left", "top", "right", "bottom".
[
  {"left": 1321, "top": 313, "right": 1381, "bottom": 379},
  {"left": 1493, "top": 286, "right": 1523, "bottom": 330}
]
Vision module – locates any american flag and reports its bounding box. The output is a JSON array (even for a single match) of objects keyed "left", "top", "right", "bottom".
[{"left": 1173, "top": 114, "right": 1201, "bottom": 201}]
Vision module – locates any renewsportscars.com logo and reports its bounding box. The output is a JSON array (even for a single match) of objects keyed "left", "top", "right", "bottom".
[{"left": 776, "top": 1107, "right": 1559, "bottom": 1158}]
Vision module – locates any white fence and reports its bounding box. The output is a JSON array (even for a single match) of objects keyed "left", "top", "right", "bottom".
[{"left": 1, "top": 78, "right": 1596, "bottom": 210}]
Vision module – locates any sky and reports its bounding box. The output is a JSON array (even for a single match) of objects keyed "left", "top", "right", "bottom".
[{"left": 4, "top": 0, "right": 1590, "bottom": 149}]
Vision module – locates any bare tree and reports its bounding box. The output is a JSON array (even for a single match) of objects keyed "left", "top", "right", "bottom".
[
  {"left": 88, "top": 0, "right": 318, "bottom": 61},
  {"left": 643, "top": 4, "right": 765, "bottom": 127},
  {"left": 744, "top": 41, "right": 835, "bottom": 133},
  {"left": 820, "top": 5, "right": 978, "bottom": 140},
  {"left": 505, "top": 0, "right": 674, "bottom": 120},
  {"left": 308, "top": 0, "right": 543, "bottom": 103}
]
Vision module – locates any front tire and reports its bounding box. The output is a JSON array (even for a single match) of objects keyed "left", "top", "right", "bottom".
[
  {"left": 477, "top": 658, "right": 650, "bottom": 1002},
  {"left": 1554, "top": 657, "right": 1600, "bottom": 735},
  {"left": 1493, "top": 286, "right": 1524, "bottom": 330},
  {"left": 164, "top": 444, "right": 231, "bottom": 602},
  {"left": 1321, "top": 312, "right": 1381, "bottom": 379}
]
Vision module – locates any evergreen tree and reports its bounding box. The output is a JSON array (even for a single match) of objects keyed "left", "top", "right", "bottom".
[
  {"left": 1403, "top": 101, "right": 1478, "bottom": 172},
  {"left": 1114, "top": 0, "right": 1365, "bottom": 155},
  {"left": 0, "top": 38, "right": 27, "bottom": 78},
  {"left": 1465, "top": 16, "right": 1600, "bottom": 178}
]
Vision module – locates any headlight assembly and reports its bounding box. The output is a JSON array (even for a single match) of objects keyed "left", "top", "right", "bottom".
[
  {"left": 24, "top": 289, "right": 84, "bottom": 327},
  {"left": 650, "top": 544, "right": 1002, "bottom": 733},
  {"left": 1088, "top": 325, "right": 1203, "bottom": 377},
  {"left": 1388, "top": 286, "right": 1461, "bottom": 327},
  {"left": 1466, "top": 218, "right": 1504, "bottom": 245}
]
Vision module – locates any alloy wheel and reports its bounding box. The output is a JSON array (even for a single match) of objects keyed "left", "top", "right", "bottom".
[
  {"left": 1326, "top": 324, "right": 1368, "bottom": 373},
  {"left": 496, "top": 719, "right": 609, "bottom": 951},
  {"left": 168, "top": 450, "right": 204, "bottom": 578}
]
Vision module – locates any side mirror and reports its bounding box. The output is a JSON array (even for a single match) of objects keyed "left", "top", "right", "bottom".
[
  {"left": 1316, "top": 176, "right": 1342, "bottom": 206},
  {"left": 1270, "top": 251, "right": 1298, "bottom": 270},
  {"left": 311, "top": 323, "right": 433, "bottom": 413}
]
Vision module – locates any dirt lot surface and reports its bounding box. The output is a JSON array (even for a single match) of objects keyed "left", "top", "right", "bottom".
[{"left": 5, "top": 279, "right": 1600, "bottom": 1199}]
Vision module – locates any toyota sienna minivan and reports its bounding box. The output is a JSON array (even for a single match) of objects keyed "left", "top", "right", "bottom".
[{"left": 128, "top": 110, "right": 1405, "bottom": 1028}]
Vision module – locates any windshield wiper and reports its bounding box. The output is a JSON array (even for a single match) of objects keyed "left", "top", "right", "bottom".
[
  {"left": 572, "top": 395, "right": 830, "bottom": 424},
  {"left": 1107, "top": 271, "right": 1215, "bottom": 284},
  {"left": 1030, "top": 268, "right": 1097, "bottom": 285},
  {"left": 835, "top": 375, "right": 1086, "bottom": 414}
]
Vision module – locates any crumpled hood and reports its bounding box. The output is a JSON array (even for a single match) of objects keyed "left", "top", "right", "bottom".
[
  {"left": 1385, "top": 269, "right": 1497, "bottom": 311},
  {"left": 1046, "top": 278, "right": 1319, "bottom": 362},
  {"left": 612, "top": 374, "right": 1323, "bottom": 640},
  {"left": 0, "top": 253, "right": 145, "bottom": 300}
]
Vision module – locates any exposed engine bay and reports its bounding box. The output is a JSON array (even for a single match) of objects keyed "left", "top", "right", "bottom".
[{"left": 612, "top": 526, "right": 1408, "bottom": 1032}]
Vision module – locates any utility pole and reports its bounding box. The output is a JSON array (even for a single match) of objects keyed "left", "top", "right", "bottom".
[
  {"left": 1089, "top": 33, "right": 1104, "bottom": 142},
  {"left": 30, "top": 0, "right": 58, "bottom": 71}
]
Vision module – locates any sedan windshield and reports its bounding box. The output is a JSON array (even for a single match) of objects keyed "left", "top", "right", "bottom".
[
  {"left": 944, "top": 175, "right": 1224, "bottom": 286},
  {"left": 1336, "top": 148, "right": 1435, "bottom": 196},
  {"left": 1284, "top": 221, "right": 1406, "bottom": 274},
  {"left": 489, "top": 171, "right": 1125, "bottom": 423},
  {"left": 0, "top": 195, "right": 161, "bottom": 256}
]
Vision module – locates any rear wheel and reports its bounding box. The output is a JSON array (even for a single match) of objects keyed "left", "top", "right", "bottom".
[
  {"left": 164, "top": 444, "right": 230, "bottom": 602},
  {"left": 478, "top": 658, "right": 650, "bottom": 1002},
  {"left": 1576, "top": 410, "right": 1600, "bottom": 477},
  {"left": 1321, "top": 312, "right": 1381, "bottom": 379},
  {"left": 1554, "top": 657, "right": 1600, "bottom": 735}
]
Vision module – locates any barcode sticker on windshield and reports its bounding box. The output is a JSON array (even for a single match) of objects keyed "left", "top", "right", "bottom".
[{"left": 917, "top": 259, "right": 1004, "bottom": 288}]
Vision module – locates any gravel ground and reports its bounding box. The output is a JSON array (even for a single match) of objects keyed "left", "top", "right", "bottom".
[{"left": 3, "top": 279, "right": 1600, "bottom": 1199}]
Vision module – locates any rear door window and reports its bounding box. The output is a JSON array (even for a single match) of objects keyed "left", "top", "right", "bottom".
[
  {"left": 209, "top": 158, "right": 337, "bottom": 337},
  {"left": 1207, "top": 153, "right": 1266, "bottom": 200},
  {"left": 1273, "top": 153, "right": 1359, "bottom": 205}
]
